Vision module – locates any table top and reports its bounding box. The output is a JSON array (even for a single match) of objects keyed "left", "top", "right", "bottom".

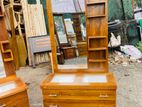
[
  {"left": 41, "top": 72, "right": 117, "bottom": 90},
  {"left": 0, "top": 76, "right": 27, "bottom": 99}
]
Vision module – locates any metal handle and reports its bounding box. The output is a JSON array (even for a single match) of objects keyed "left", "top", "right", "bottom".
[
  {"left": 99, "top": 94, "right": 109, "bottom": 98},
  {"left": 0, "top": 104, "right": 6, "bottom": 107},
  {"left": 48, "top": 94, "right": 58, "bottom": 97},
  {"left": 49, "top": 104, "right": 58, "bottom": 107}
]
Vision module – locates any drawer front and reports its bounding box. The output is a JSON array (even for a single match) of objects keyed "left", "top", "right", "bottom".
[
  {"left": 44, "top": 102, "right": 115, "bottom": 107},
  {"left": 0, "top": 91, "right": 29, "bottom": 107},
  {"left": 42, "top": 90, "right": 116, "bottom": 102},
  {"left": 65, "top": 49, "right": 74, "bottom": 53}
]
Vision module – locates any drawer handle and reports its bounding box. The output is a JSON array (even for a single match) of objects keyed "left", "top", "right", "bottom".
[
  {"left": 48, "top": 94, "right": 58, "bottom": 97},
  {"left": 99, "top": 94, "right": 109, "bottom": 98},
  {"left": 0, "top": 104, "right": 6, "bottom": 107},
  {"left": 49, "top": 104, "right": 58, "bottom": 107}
]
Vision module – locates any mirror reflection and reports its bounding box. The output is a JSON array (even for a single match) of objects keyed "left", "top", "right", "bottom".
[
  {"left": 0, "top": 52, "right": 6, "bottom": 78},
  {"left": 52, "top": 0, "right": 87, "bottom": 69}
]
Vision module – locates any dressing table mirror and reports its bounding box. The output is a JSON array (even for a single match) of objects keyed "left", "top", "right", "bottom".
[
  {"left": 53, "top": 13, "right": 88, "bottom": 70},
  {"left": 41, "top": 0, "right": 117, "bottom": 107}
]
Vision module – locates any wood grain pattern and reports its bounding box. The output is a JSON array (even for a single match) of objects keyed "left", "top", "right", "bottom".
[
  {"left": 0, "top": 76, "right": 30, "bottom": 107},
  {"left": 86, "top": 0, "right": 109, "bottom": 72},
  {"left": 41, "top": 73, "right": 116, "bottom": 107},
  {"left": 0, "top": 4, "right": 16, "bottom": 76},
  {"left": 46, "top": 0, "right": 58, "bottom": 72}
]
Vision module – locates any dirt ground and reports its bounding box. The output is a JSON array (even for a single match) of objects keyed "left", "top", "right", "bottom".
[{"left": 17, "top": 62, "right": 142, "bottom": 107}]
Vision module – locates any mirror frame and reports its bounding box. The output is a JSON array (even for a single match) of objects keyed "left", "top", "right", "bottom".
[{"left": 46, "top": 0, "right": 89, "bottom": 73}]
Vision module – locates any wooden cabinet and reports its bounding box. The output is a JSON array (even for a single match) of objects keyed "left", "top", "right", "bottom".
[
  {"left": 0, "top": 76, "right": 30, "bottom": 107},
  {"left": 61, "top": 47, "right": 76, "bottom": 59},
  {"left": 41, "top": 73, "right": 116, "bottom": 107},
  {"left": 43, "top": 0, "right": 117, "bottom": 107},
  {"left": 77, "top": 42, "right": 87, "bottom": 56}
]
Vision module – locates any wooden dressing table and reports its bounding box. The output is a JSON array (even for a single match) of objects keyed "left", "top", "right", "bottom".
[
  {"left": 41, "top": 0, "right": 117, "bottom": 107},
  {"left": 0, "top": 76, "right": 29, "bottom": 107},
  {"left": 0, "top": 3, "right": 30, "bottom": 107}
]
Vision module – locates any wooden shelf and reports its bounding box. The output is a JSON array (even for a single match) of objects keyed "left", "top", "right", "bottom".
[
  {"left": 87, "top": 15, "right": 106, "bottom": 18},
  {"left": 0, "top": 15, "right": 4, "bottom": 18},
  {"left": 3, "top": 50, "right": 14, "bottom": 62},
  {"left": 88, "top": 59, "right": 106, "bottom": 62},
  {"left": 88, "top": 47, "right": 107, "bottom": 51},
  {"left": 87, "top": 1, "right": 106, "bottom": 5},
  {"left": 88, "top": 36, "right": 107, "bottom": 39},
  {"left": 0, "top": 40, "right": 10, "bottom": 53}
]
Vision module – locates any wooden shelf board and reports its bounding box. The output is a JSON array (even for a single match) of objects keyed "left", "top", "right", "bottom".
[
  {"left": 4, "top": 58, "right": 14, "bottom": 62},
  {"left": 88, "top": 47, "right": 107, "bottom": 51},
  {"left": 88, "top": 59, "right": 107, "bottom": 62},
  {"left": 87, "top": 1, "right": 106, "bottom": 5},
  {"left": 88, "top": 36, "right": 107, "bottom": 39},
  {"left": 87, "top": 15, "right": 106, "bottom": 18}
]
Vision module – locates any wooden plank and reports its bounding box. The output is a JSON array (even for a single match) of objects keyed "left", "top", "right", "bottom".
[
  {"left": 21, "top": 0, "right": 47, "bottom": 65},
  {"left": 9, "top": 7, "right": 20, "bottom": 70},
  {"left": 46, "top": 0, "right": 58, "bottom": 72}
]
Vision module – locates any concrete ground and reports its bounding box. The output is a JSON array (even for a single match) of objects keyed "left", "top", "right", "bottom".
[{"left": 16, "top": 62, "right": 142, "bottom": 107}]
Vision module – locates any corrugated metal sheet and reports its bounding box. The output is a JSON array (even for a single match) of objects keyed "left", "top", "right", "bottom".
[
  {"left": 78, "top": 0, "right": 85, "bottom": 12},
  {"left": 52, "top": 0, "right": 76, "bottom": 13}
]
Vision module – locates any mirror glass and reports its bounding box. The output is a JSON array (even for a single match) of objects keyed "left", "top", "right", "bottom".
[
  {"left": 52, "top": 0, "right": 87, "bottom": 69},
  {"left": 0, "top": 52, "right": 6, "bottom": 78}
]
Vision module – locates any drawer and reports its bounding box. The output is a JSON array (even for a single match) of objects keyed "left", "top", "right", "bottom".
[
  {"left": 42, "top": 90, "right": 116, "bottom": 102},
  {"left": 44, "top": 102, "right": 115, "bottom": 107},
  {"left": 0, "top": 91, "right": 29, "bottom": 107},
  {"left": 65, "top": 49, "right": 74, "bottom": 53}
]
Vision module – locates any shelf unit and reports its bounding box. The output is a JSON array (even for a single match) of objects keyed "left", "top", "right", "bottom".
[
  {"left": 86, "top": 0, "right": 108, "bottom": 72},
  {"left": 0, "top": 3, "right": 15, "bottom": 76},
  {"left": 0, "top": 41, "right": 14, "bottom": 62}
]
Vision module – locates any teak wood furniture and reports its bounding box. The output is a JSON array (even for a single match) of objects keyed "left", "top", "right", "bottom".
[
  {"left": 86, "top": 0, "right": 109, "bottom": 72},
  {"left": 41, "top": 0, "right": 117, "bottom": 107},
  {"left": 61, "top": 47, "right": 76, "bottom": 59},
  {"left": 0, "top": 2, "right": 29, "bottom": 106},
  {"left": 0, "top": 3, "right": 15, "bottom": 76},
  {"left": 0, "top": 76, "right": 30, "bottom": 107}
]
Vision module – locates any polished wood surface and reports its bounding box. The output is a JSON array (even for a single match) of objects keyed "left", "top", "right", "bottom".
[
  {"left": 86, "top": 0, "right": 109, "bottom": 72},
  {"left": 0, "top": 4, "right": 16, "bottom": 76},
  {"left": 46, "top": 0, "right": 58, "bottom": 72},
  {"left": 41, "top": 72, "right": 116, "bottom": 107},
  {"left": 43, "top": 0, "right": 117, "bottom": 106},
  {"left": 0, "top": 76, "right": 30, "bottom": 107},
  {"left": 41, "top": 73, "right": 116, "bottom": 89}
]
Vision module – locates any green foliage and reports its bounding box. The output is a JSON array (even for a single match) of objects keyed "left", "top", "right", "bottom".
[{"left": 137, "top": 42, "right": 142, "bottom": 52}]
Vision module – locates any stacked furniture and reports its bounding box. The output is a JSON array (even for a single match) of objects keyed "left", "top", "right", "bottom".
[{"left": 41, "top": 0, "right": 117, "bottom": 107}]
